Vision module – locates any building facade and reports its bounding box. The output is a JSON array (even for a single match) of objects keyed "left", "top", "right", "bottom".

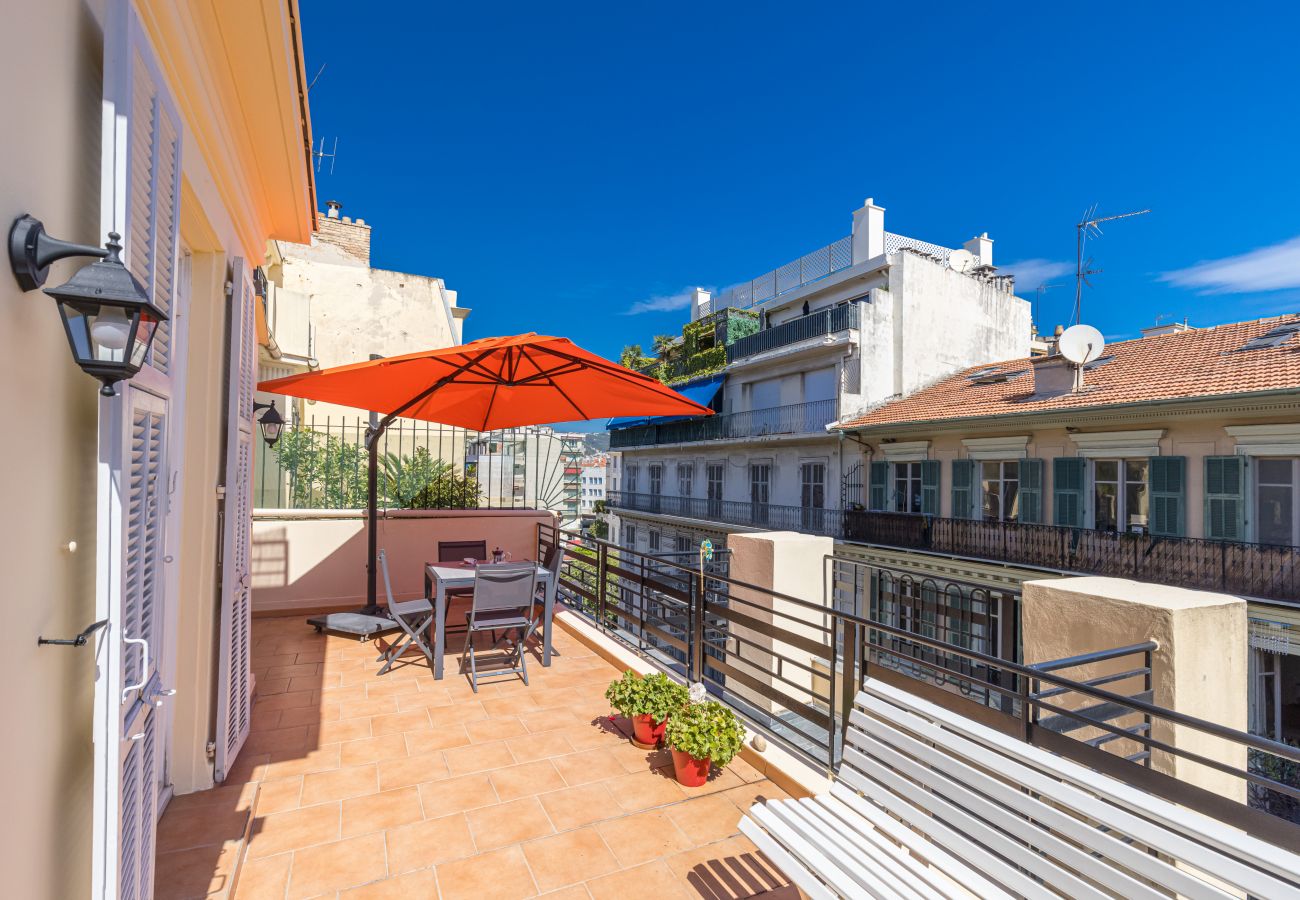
[
  {"left": 609, "top": 197, "right": 1032, "bottom": 559},
  {"left": 0, "top": 1, "right": 315, "bottom": 896},
  {"left": 579, "top": 455, "right": 610, "bottom": 515}
]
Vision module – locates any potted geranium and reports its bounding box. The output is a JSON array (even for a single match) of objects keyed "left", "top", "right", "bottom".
[
  {"left": 604, "top": 670, "right": 688, "bottom": 750},
  {"left": 664, "top": 692, "right": 745, "bottom": 787}
]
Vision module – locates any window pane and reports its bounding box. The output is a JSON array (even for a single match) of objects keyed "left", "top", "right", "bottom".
[
  {"left": 1126, "top": 476, "right": 1149, "bottom": 532},
  {"left": 982, "top": 461, "right": 1000, "bottom": 480},
  {"left": 1003, "top": 460, "right": 1019, "bottom": 480},
  {"left": 983, "top": 479, "right": 1001, "bottom": 520},
  {"left": 1094, "top": 482, "right": 1118, "bottom": 531},
  {"left": 1258, "top": 484, "right": 1294, "bottom": 545},
  {"left": 1095, "top": 460, "right": 1118, "bottom": 482},
  {"left": 1125, "top": 459, "right": 1148, "bottom": 485},
  {"left": 1004, "top": 481, "right": 1020, "bottom": 522},
  {"left": 1259, "top": 458, "right": 1294, "bottom": 485}
]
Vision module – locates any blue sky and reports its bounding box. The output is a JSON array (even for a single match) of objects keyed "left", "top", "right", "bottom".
[{"left": 302, "top": 1, "right": 1299, "bottom": 429}]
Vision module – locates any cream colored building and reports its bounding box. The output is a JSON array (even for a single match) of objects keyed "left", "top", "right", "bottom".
[{"left": 0, "top": 1, "right": 315, "bottom": 896}]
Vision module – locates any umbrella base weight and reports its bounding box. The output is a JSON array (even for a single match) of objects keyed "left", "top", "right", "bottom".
[{"left": 307, "top": 611, "right": 399, "bottom": 642}]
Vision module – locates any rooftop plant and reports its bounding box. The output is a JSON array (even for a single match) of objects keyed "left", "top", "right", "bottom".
[
  {"left": 664, "top": 697, "right": 745, "bottom": 766},
  {"left": 604, "top": 670, "right": 688, "bottom": 722}
]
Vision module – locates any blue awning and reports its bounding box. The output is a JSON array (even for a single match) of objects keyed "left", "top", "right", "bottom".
[{"left": 607, "top": 374, "right": 723, "bottom": 430}]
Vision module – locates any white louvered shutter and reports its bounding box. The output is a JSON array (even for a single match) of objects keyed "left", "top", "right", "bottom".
[
  {"left": 94, "top": 4, "right": 182, "bottom": 897},
  {"left": 215, "top": 261, "right": 258, "bottom": 781}
]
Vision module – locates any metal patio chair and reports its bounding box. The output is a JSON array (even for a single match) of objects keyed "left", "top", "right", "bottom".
[
  {"left": 437, "top": 540, "right": 486, "bottom": 641},
  {"left": 375, "top": 549, "right": 435, "bottom": 676},
  {"left": 462, "top": 561, "right": 538, "bottom": 692},
  {"left": 524, "top": 543, "right": 565, "bottom": 649}
]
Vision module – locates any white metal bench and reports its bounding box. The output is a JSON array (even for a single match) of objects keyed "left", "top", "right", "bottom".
[{"left": 740, "top": 678, "right": 1300, "bottom": 900}]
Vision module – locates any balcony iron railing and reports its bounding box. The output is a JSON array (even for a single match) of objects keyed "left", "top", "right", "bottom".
[
  {"left": 538, "top": 522, "right": 1300, "bottom": 842},
  {"left": 608, "top": 398, "right": 837, "bottom": 449},
  {"left": 726, "top": 302, "right": 861, "bottom": 363},
  {"left": 608, "top": 490, "right": 843, "bottom": 535},
  {"left": 715, "top": 236, "right": 854, "bottom": 311}
]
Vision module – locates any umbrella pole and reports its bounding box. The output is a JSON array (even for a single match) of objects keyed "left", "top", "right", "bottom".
[{"left": 363, "top": 407, "right": 381, "bottom": 615}]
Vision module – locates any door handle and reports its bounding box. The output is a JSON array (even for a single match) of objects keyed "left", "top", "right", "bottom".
[{"left": 122, "top": 636, "right": 150, "bottom": 702}]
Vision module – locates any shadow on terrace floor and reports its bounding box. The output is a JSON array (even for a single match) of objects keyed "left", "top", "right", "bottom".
[{"left": 156, "top": 614, "right": 796, "bottom": 899}]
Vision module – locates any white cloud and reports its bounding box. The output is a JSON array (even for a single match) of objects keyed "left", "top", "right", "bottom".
[
  {"left": 623, "top": 287, "right": 704, "bottom": 315},
  {"left": 1000, "top": 258, "right": 1073, "bottom": 293},
  {"left": 1160, "top": 236, "right": 1300, "bottom": 294}
]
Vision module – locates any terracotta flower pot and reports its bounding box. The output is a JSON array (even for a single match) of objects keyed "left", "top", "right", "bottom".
[
  {"left": 671, "top": 747, "right": 711, "bottom": 787},
  {"left": 630, "top": 713, "right": 667, "bottom": 750}
]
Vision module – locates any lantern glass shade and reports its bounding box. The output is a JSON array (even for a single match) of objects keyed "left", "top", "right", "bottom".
[{"left": 257, "top": 401, "right": 285, "bottom": 446}]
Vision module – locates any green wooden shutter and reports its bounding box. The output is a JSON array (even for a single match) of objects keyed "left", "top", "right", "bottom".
[
  {"left": 868, "top": 461, "right": 888, "bottom": 511},
  {"left": 920, "top": 460, "right": 940, "bottom": 516},
  {"left": 1205, "top": 456, "right": 1246, "bottom": 541},
  {"left": 1148, "top": 456, "right": 1186, "bottom": 537},
  {"left": 951, "top": 459, "right": 975, "bottom": 519},
  {"left": 1053, "top": 457, "right": 1086, "bottom": 527},
  {"left": 1020, "top": 458, "right": 1044, "bottom": 524}
]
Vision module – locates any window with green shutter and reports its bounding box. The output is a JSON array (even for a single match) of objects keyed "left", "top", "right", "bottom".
[
  {"left": 1020, "top": 458, "right": 1044, "bottom": 523},
  {"left": 951, "top": 459, "right": 975, "bottom": 519},
  {"left": 1205, "top": 456, "right": 1246, "bottom": 541},
  {"left": 920, "top": 460, "right": 940, "bottom": 516},
  {"left": 868, "top": 460, "right": 888, "bottom": 511},
  {"left": 1053, "top": 457, "right": 1086, "bottom": 527},
  {"left": 1148, "top": 456, "right": 1186, "bottom": 537}
]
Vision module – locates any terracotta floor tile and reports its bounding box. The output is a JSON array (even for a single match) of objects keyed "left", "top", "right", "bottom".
[
  {"left": 436, "top": 844, "right": 538, "bottom": 900},
  {"left": 428, "top": 701, "right": 490, "bottom": 727},
  {"left": 538, "top": 886, "right": 591, "bottom": 900},
  {"left": 418, "top": 773, "right": 499, "bottom": 819},
  {"left": 314, "top": 716, "right": 374, "bottom": 745},
  {"left": 263, "top": 746, "right": 341, "bottom": 780},
  {"left": 586, "top": 859, "right": 693, "bottom": 900},
  {"left": 232, "top": 851, "right": 292, "bottom": 899},
  {"left": 720, "top": 780, "right": 790, "bottom": 813},
  {"left": 246, "top": 802, "right": 341, "bottom": 858},
  {"left": 403, "top": 724, "right": 471, "bottom": 756},
  {"left": 384, "top": 812, "right": 476, "bottom": 873},
  {"left": 255, "top": 776, "right": 304, "bottom": 815},
  {"left": 266, "top": 662, "right": 320, "bottom": 680},
  {"left": 466, "top": 796, "right": 555, "bottom": 851},
  {"left": 726, "top": 754, "right": 766, "bottom": 784},
  {"left": 537, "top": 782, "right": 621, "bottom": 832},
  {"left": 299, "top": 764, "right": 378, "bottom": 806},
  {"left": 480, "top": 694, "right": 541, "bottom": 718},
  {"left": 223, "top": 752, "right": 272, "bottom": 787},
  {"left": 553, "top": 720, "right": 624, "bottom": 750},
  {"left": 443, "top": 739, "right": 515, "bottom": 777},
  {"left": 370, "top": 708, "right": 433, "bottom": 736},
  {"left": 243, "top": 725, "right": 311, "bottom": 756},
  {"left": 285, "top": 831, "right": 388, "bottom": 899},
  {"left": 338, "top": 868, "right": 437, "bottom": 899},
  {"left": 681, "top": 762, "right": 746, "bottom": 796},
  {"left": 339, "top": 733, "right": 409, "bottom": 766},
  {"left": 522, "top": 708, "right": 590, "bottom": 735},
  {"left": 665, "top": 835, "right": 789, "bottom": 898},
  {"left": 341, "top": 696, "right": 399, "bottom": 720},
  {"left": 520, "top": 826, "right": 620, "bottom": 892},
  {"left": 154, "top": 839, "right": 241, "bottom": 900},
  {"left": 342, "top": 786, "right": 425, "bottom": 837},
  {"left": 397, "top": 688, "right": 454, "bottom": 711},
  {"left": 377, "top": 752, "right": 450, "bottom": 791},
  {"left": 488, "top": 759, "right": 566, "bottom": 802},
  {"left": 596, "top": 807, "right": 695, "bottom": 867},
  {"left": 278, "top": 705, "right": 329, "bottom": 729},
  {"left": 165, "top": 780, "right": 256, "bottom": 814},
  {"left": 506, "top": 730, "right": 576, "bottom": 763},
  {"left": 664, "top": 792, "right": 743, "bottom": 844},
  {"left": 156, "top": 805, "right": 250, "bottom": 854},
  {"left": 551, "top": 748, "right": 630, "bottom": 787},
  {"left": 465, "top": 715, "right": 530, "bottom": 744}
]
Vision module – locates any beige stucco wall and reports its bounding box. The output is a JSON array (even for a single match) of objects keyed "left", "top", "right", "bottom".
[
  {"left": 0, "top": 2, "right": 104, "bottom": 894},
  {"left": 1021, "top": 576, "right": 1247, "bottom": 803},
  {"left": 251, "top": 509, "right": 557, "bottom": 613}
]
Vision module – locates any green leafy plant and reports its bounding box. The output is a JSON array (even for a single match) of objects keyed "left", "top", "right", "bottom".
[
  {"left": 604, "top": 670, "right": 688, "bottom": 722},
  {"left": 379, "top": 446, "right": 480, "bottom": 509},
  {"left": 271, "top": 428, "right": 368, "bottom": 508},
  {"left": 664, "top": 698, "right": 745, "bottom": 766}
]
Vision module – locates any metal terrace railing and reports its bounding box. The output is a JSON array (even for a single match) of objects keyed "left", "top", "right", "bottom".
[
  {"left": 725, "top": 302, "right": 861, "bottom": 363},
  {"left": 607, "top": 398, "right": 837, "bottom": 449},
  {"left": 715, "top": 236, "right": 854, "bottom": 311},
  {"left": 608, "top": 491, "right": 843, "bottom": 535},
  {"left": 844, "top": 510, "right": 1300, "bottom": 603},
  {"left": 538, "top": 522, "right": 1300, "bottom": 846}
]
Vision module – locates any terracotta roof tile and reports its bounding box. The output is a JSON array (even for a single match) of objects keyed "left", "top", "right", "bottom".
[{"left": 841, "top": 315, "right": 1300, "bottom": 430}]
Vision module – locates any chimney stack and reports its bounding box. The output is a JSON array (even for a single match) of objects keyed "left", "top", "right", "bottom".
[
  {"left": 689, "top": 288, "right": 712, "bottom": 322},
  {"left": 325, "top": 200, "right": 341, "bottom": 219},
  {"left": 852, "top": 198, "right": 886, "bottom": 263},
  {"left": 963, "top": 232, "right": 994, "bottom": 267}
]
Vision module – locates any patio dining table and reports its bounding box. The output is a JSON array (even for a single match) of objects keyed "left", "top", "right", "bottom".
[{"left": 424, "top": 560, "right": 555, "bottom": 680}]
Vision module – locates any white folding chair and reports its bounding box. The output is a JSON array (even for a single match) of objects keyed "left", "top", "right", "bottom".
[
  {"left": 375, "top": 549, "right": 435, "bottom": 675},
  {"left": 462, "top": 561, "right": 538, "bottom": 692}
]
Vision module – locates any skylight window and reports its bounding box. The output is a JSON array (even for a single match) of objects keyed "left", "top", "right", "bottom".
[
  {"left": 1238, "top": 324, "right": 1300, "bottom": 351},
  {"left": 1083, "top": 355, "right": 1115, "bottom": 371},
  {"left": 970, "top": 368, "right": 1027, "bottom": 385}
]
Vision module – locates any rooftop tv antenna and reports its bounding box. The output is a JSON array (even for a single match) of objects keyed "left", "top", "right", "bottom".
[
  {"left": 1073, "top": 205, "right": 1150, "bottom": 325},
  {"left": 313, "top": 136, "right": 338, "bottom": 175}
]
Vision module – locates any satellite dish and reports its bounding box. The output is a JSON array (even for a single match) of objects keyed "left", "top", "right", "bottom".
[
  {"left": 1059, "top": 324, "right": 1105, "bottom": 365},
  {"left": 948, "top": 249, "right": 975, "bottom": 273}
]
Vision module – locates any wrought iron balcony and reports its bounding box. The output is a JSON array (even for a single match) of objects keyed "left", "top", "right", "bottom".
[
  {"left": 726, "top": 302, "right": 860, "bottom": 362},
  {"left": 608, "top": 398, "right": 837, "bottom": 449},
  {"left": 607, "top": 490, "right": 843, "bottom": 535}
]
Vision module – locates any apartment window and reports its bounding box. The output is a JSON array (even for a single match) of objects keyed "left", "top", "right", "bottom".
[
  {"left": 625, "top": 464, "right": 638, "bottom": 493},
  {"left": 800, "top": 461, "right": 826, "bottom": 532},
  {"left": 707, "top": 462, "right": 724, "bottom": 516},
  {"left": 981, "top": 461, "right": 1020, "bottom": 522},
  {"left": 893, "top": 462, "right": 923, "bottom": 514},
  {"left": 678, "top": 463, "right": 694, "bottom": 497},
  {"left": 623, "top": 524, "right": 636, "bottom": 550},
  {"left": 1093, "top": 459, "right": 1149, "bottom": 533},
  {"left": 676, "top": 535, "right": 692, "bottom": 554},
  {"left": 750, "top": 463, "right": 771, "bottom": 525},
  {"left": 649, "top": 464, "right": 663, "bottom": 495},
  {"left": 1257, "top": 458, "right": 1299, "bottom": 546},
  {"left": 648, "top": 529, "right": 660, "bottom": 552}
]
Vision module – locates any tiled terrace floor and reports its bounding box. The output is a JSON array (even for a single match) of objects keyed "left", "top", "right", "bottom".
[{"left": 156, "top": 615, "right": 794, "bottom": 899}]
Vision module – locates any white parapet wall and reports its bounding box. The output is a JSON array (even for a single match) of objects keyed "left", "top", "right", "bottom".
[
  {"left": 251, "top": 508, "right": 556, "bottom": 614},
  {"left": 1021, "top": 576, "right": 1248, "bottom": 804}
]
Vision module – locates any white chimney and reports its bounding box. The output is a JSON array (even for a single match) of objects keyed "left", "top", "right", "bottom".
[
  {"left": 964, "top": 232, "right": 994, "bottom": 267},
  {"left": 325, "top": 200, "right": 341, "bottom": 219},
  {"left": 852, "top": 198, "right": 886, "bottom": 263},
  {"left": 690, "top": 287, "right": 712, "bottom": 322}
]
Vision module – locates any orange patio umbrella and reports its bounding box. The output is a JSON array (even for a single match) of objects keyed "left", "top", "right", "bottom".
[{"left": 257, "top": 333, "right": 714, "bottom": 611}]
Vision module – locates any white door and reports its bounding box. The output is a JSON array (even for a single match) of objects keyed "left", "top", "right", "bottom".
[
  {"left": 214, "top": 261, "right": 258, "bottom": 781},
  {"left": 93, "top": 2, "right": 182, "bottom": 896}
]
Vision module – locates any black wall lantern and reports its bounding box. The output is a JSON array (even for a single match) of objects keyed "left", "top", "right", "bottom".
[
  {"left": 253, "top": 400, "right": 284, "bottom": 447},
  {"left": 8, "top": 214, "right": 168, "bottom": 396}
]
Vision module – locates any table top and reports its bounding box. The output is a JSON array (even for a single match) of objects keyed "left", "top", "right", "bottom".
[{"left": 425, "top": 560, "right": 551, "bottom": 585}]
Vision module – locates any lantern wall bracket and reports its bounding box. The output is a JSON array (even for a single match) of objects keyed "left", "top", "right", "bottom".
[
  {"left": 8, "top": 214, "right": 109, "bottom": 291},
  {"left": 38, "top": 618, "right": 109, "bottom": 648}
]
